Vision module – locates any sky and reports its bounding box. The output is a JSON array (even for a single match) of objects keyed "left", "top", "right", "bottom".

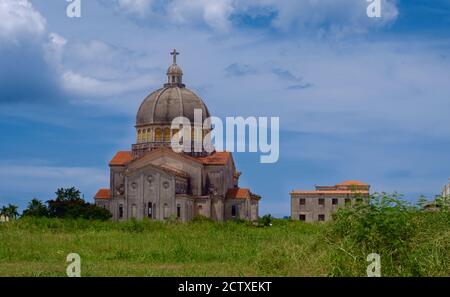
[{"left": 1, "top": 0, "right": 450, "bottom": 217}]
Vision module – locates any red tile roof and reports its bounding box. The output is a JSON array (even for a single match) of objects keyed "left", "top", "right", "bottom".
[
  {"left": 226, "top": 188, "right": 251, "bottom": 199},
  {"left": 336, "top": 180, "right": 369, "bottom": 186},
  {"left": 198, "top": 151, "right": 231, "bottom": 165},
  {"left": 291, "top": 190, "right": 369, "bottom": 195},
  {"left": 94, "top": 189, "right": 111, "bottom": 199},
  {"left": 109, "top": 151, "right": 133, "bottom": 166}
]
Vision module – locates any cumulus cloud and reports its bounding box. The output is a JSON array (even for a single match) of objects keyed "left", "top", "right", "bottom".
[
  {"left": 62, "top": 71, "right": 155, "bottom": 97},
  {"left": 108, "top": 0, "right": 398, "bottom": 35},
  {"left": 0, "top": 0, "right": 46, "bottom": 42},
  {"left": 236, "top": 0, "right": 398, "bottom": 34}
]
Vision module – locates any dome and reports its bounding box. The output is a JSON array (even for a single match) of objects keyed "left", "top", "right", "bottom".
[
  {"left": 136, "top": 87, "right": 210, "bottom": 126},
  {"left": 136, "top": 49, "right": 211, "bottom": 126}
]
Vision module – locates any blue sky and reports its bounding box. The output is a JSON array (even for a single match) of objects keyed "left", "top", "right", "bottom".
[{"left": 1, "top": 0, "right": 450, "bottom": 217}]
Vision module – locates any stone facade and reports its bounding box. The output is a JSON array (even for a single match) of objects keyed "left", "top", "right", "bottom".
[
  {"left": 290, "top": 181, "right": 370, "bottom": 222},
  {"left": 93, "top": 50, "right": 260, "bottom": 222}
]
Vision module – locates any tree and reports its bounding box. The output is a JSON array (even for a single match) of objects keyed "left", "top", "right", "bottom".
[
  {"left": 22, "top": 199, "right": 49, "bottom": 217},
  {"left": 47, "top": 187, "right": 112, "bottom": 220},
  {"left": 6, "top": 204, "right": 19, "bottom": 220},
  {"left": 48, "top": 187, "right": 85, "bottom": 218}
]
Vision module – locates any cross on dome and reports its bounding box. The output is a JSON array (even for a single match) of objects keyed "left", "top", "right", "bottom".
[
  {"left": 165, "top": 49, "right": 184, "bottom": 87},
  {"left": 171, "top": 49, "right": 179, "bottom": 64}
]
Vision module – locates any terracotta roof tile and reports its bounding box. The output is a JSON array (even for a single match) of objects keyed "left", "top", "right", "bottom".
[
  {"left": 109, "top": 151, "right": 133, "bottom": 166},
  {"left": 336, "top": 180, "right": 369, "bottom": 186},
  {"left": 226, "top": 188, "right": 251, "bottom": 199},
  {"left": 198, "top": 151, "right": 231, "bottom": 165},
  {"left": 291, "top": 190, "right": 369, "bottom": 195},
  {"left": 94, "top": 189, "right": 111, "bottom": 199}
]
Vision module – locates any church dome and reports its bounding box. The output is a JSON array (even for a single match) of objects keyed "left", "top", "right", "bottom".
[
  {"left": 136, "top": 86, "right": 210, "bottom": 126},
  {"left": 136, "top": 49, "right": 210, "bottom": 126}
]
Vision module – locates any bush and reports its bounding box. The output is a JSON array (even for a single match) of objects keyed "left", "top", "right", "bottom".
[
  {"left": 259, "top": 214, "right": 273, "bottom": 227},
  {"left": 327, "top": 192, "right": 450, "bottom": 276},
  {"left": 20, "top": 187, "right": 112, "bottom": 221}
]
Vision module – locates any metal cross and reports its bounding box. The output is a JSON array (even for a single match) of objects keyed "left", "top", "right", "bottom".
[{"left": 170, "top": 49, "right": 179, "bottom": 64}]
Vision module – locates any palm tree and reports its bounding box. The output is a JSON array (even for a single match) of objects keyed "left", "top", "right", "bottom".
[
  {"left": 1, "top": 206, "right": 9, "bottom": 221},
  {"left": 22, "top": 199, "right": 48, "bottom": 217},
  {"left": 6, "top": 204, "right": 19, "bottom": 220}
]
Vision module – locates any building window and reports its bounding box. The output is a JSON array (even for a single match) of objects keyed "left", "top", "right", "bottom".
[
  {"left": 163, "top": 128, "right": 171, "bottom": 142},
  {"left": 147, "top": 202, "right": 153, "bottom": 218},
  {"left": 345, "top": 198, "right": 351, "bottom": 205},
  {"left": 131, "top": 204, "right": 137, "bottom": 218},
  {"left": 299, "top": 198, "right": 305, "bottom": 205},
  {"left": 155, "top": 128, "right": 162, "bottom": 141},
  {"left": 318, "top": 214, "right": 325, "bottom": 221},
  {"left": 299, "top": 214, "right": 306, "bottom": 221},
  {"left": 318, "top": 198, "right": 325, "bottom": 205},
  {"left": 177, "top": 204, "right": 181, "bottom": 218},
  {"left": 332, "top": 198, "right": 338, "bottom": 205},
  {"left": 231, "top": 205, "right": 237, "bottom": 217},
  {"left": 119, "top": 204, "right": 123, "bottom": 219},
  {"left": 137, "top": 130, "right": 142, "bottom": 143}
]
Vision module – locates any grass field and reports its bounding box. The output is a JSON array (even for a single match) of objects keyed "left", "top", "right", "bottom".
[
  {"left": 0, "top": 210, "right": 449, "bottom": 276},
  {"left": 0, "top": 218, "right": 331, "bottom": 276}
]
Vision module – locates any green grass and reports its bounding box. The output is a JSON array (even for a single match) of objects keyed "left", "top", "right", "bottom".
[
  {"left": 0, "top": 209, "right": 448, "bottom": 276},
  {"left": 0, "top": 218, "right": 330, "bottom": 276}
]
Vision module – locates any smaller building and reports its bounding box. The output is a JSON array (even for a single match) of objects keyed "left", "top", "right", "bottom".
[{"left": 290, "top": 180, "right": 370, "bottom": 222}]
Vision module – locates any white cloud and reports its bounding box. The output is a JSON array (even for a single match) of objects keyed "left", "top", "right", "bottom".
[
  {"left": 168, "top": 0, "right": 234, "bottom": 32},
  {"left": 237, "top": 0, "right": 398, "bottom": 33},
  {"left": 0, "top": 0, "right": 46, "bottom": 42},
  {"left": 109, "top": 0, "right": 398, "bottom": 34},
  {"left": 62, "top": 70, "right": 155, "bottom": 97}
]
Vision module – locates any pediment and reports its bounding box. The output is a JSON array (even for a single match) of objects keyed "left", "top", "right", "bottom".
[{"left": 128, "top": 148, "right": 203, "bottom": 171}]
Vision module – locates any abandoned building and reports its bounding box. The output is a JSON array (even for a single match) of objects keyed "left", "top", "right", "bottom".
[{"left": 290, "top": 180, "right": 370, "bottom": 222}]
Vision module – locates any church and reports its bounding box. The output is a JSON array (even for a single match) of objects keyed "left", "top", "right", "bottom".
[{"left": 94, "top": 50, "right": 261, "bottom": 222}]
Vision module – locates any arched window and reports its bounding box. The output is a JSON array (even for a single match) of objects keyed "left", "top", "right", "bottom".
[
  {"left": 163, "top": 127, "right": 171, "bottom": 142},
  {"left": 137, "top": 130, "right": 142, "bottom": 143},
  {"left": 155, "top": 128, "right": 162, "bottom": 142},
  {"left": 147, "top": 128, "right": 152, "bottom": 142}
]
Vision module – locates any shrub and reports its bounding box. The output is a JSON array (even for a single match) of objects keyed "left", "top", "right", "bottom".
[
  {"left": 327, "top": 192, "right": 450, "bottom": 276},
  {"left": 259, "top": 214, "right": 273, "bottom": 227}
]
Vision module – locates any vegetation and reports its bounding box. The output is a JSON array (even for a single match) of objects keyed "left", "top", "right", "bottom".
[
  {"left": 0, "top": 204, "right": 19, "bottom": 220},
  {"left": 327, "top": 193, "right": 450, "bottom": 276},
  {"left": 19, "top": 187, "right": 112, "bottom": 221},
  {"left": 0, "top": 193, "right": 448, "bottom": 276}
]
